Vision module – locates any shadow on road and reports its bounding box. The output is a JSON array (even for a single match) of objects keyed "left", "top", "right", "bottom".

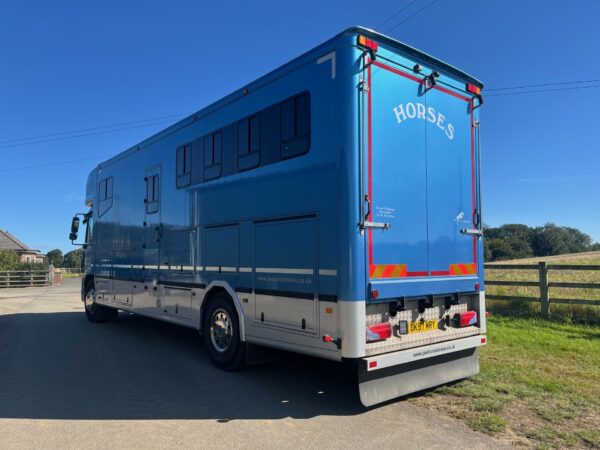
[{"left": 0, "top": 311, "right": 366, "bottom": 420}]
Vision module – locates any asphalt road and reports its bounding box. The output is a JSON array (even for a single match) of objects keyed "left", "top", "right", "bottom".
[{"left": 0, "top": 279, "right": 506, "bottom": 449}]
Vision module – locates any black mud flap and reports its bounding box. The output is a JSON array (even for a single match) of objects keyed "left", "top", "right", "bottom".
[{"left": 358, "top": 348, "right": 479, "bottom": 407}]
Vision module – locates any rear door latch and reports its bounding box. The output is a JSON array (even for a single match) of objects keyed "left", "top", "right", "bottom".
[
  {"left": 364, "top": 221, "right": 391, "bottom": 230},
  {"left": 460, "top": 228, "right": 483, "bottom": 237}
]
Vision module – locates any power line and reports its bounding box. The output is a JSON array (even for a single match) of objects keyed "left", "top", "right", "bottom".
[
  {"left": 0, "top": 118, "right": 180, "bottom": 150},
  {"left": 384, "top": 0, "right": 441, "bottom": 33},
  {"left": 0, "top": 112, "right": 189, "bottom": 145},
  {"left": 376, "top": 0, "right": 421, "bottom": 29},
  {"left": 487, "top": 79, "right": 600, "bottom": 92},
  {"left": 487, "top": 84, "right": 600, "bottom": 97},
  {"left": 0, "top": 155, "right": 110, "bottom": 172}
]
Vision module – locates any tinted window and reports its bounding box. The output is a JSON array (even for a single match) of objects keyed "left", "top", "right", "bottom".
[
  {"left": 237, "top": 115, "right": 260, "bottom": 171},
  {"left": 98, "top": 177, "right": 113, "bottom": 217},
  {"left": 178, "top": 91, "right": 310, "bottom": 185},
  {"left": 176, "top": 144, "right": 192, "bottom": 188},
  {"left": 146, "top": 174, "right": 159, "bottom": 214},
  {"left": 203, "top": 131, "right": 222, "bottom": 180},
  {"left": 280, "top": 92, "right": 311, "bottom": 159}
]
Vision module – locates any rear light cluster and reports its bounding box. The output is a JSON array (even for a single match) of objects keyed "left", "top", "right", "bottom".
[
  {"left": 365, "top": 310, "right": 479, "bottom": 343},
  {"left": 366, "top": 322, "right": 392, "bottom": 342},
  {"left": 466, "top": 83, "right": 482, "bottom": 95},
  {"left": 455, "top": 310, "right": 478, "bottom": 327},
  {"left": 357, "top": 35, "right": 379, "bottom": 52}
]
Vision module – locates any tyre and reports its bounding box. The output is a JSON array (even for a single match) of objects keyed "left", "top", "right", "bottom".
[
  {"left": 202, "top": 293, "right": 245, "bottom": 371},
  {"left": 84, "top": 283, "right": 118, "bottom": 322}
]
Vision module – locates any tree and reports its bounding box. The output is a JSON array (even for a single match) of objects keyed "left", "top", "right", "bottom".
[
  {"left": 63, "top": 249, "right": 84, "bottom": 269},
  {"left": 483, "top": 223, "right": 594, "bottom": 261},
  {"left": 531, "top": 223, "right": 593, "bottom": 257},
  {"left": 46, "top": 249, "right": 64, "bottom": 267},
  {"left": 0, "top": 250, "right": 19, "bottom": 271},
  {"left": 484, "top": 224, "right": 534, "bottom": 261}
]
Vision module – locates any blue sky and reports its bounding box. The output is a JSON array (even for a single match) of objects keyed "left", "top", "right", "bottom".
[{"left": 1, "top": 0, "right": 599, "bottom": 254}]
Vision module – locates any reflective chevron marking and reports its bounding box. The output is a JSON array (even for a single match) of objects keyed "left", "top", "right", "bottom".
[
  {"left": 449, "top": 263, "right": 477, "bottom": 275},
  {"left": 369, "top": 264, "right": 407, "bottom": 279}
]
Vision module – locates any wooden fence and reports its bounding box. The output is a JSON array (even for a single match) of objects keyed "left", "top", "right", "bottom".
[
  {"left": 0, "top": 269, "right": 54, "bottom": 288},
  {"left": 59, "top": 267, "right": 82, "bottom": 274},
  {"left": 485, "top": 262, "right": 600, "bottom": 318}
]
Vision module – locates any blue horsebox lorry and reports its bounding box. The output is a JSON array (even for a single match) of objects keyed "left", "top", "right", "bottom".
[{"left": 70, "top": 27, "right": 485, "bottom": 406}]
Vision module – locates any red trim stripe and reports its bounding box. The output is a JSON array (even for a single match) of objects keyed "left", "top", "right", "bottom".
[
  {"left": 431, "top": 270, "right": 451, "bottom": 276},
  {"left": 407, "top": 271, "right": 428, "bottom": 277},
  {"left": 366, "top": 58, "right": 478, "bottom": 278},
  {"left": 367, "top": 61, "right": 373, "bottom": 267},
  {"left": 470, "top": 102, "right": 478, "bottom": 267}
]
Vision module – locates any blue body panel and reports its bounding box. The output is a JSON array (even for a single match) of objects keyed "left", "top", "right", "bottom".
[{"left": 82, "top": 27, "right": 483, "bottom": 312}]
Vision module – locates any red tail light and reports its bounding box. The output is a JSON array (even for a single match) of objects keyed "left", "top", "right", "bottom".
[
  {"left": 357, "top": 35, "right": 379, "bottom": 52},
  {"left": 455, "top": 311, "right": 478, "bottom": 327},
  {"left": 366, "top": 322, "right": 392, "bottom": 342},
  {"left": 466, "top": 83, "right": 482, "bottom": 95}
]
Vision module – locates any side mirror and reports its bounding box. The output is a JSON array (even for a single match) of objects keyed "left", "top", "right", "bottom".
[{"left": 70, "top": 217, "right": 80, "bottom": 241}]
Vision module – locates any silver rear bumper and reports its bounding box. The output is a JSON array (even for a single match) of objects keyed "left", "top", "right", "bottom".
[{"left": 358, "top": 335, "right": 485, "bottom": 406}]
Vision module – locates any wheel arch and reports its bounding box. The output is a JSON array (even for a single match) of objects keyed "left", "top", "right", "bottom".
[
  {"left": 82, "top": 274, "right": 95, "bottom": 301},
  {"left": 200, "top": 281, "right": 246, "bottom": 342}
]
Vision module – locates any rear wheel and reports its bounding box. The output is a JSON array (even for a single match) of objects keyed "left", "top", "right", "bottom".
[
  {"left": 84, "top": 283, "right": 118, "bottom": 322},
  {"left": 203, "top": 293, "right": 245, "bottom": 370}
]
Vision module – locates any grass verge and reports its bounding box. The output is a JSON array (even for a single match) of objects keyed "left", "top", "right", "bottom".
[{"left": 411, "top": 316, "right": 600, "bottom": 448}]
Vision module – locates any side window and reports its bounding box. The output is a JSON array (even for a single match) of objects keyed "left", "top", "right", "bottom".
[
  {"left": 98, "top": 176, "right": 113, "bottom": 217},
  {"left": 237, "top": 115, "right": 260, "bottom": 171},
  {"left": 146, "top": 174, "right": 160, "bottom": 214},
  {"left": 203, "top": 131, "right": 222, "bottom": 180},
  {"left": 84, "top": 214, "right": 94, "bottom": 244},
  {"left": 176, "top": 144, "right": 192, "bottom": 188},
  {"left": 280, "top": 92, "right": 311, "bottom": 159}
]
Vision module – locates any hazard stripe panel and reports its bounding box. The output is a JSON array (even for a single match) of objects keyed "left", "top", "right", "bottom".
[
  {"left": 370, "top": 263, "right": 476, "bottom": 278},
  {"left": 449, "top": 263, "right": 477, "bottom": 275},
  {"left": 369, "top": 264, "right": 407, "bottom": 279}
]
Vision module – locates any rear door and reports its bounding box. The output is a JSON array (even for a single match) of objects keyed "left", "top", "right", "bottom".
[
  {"left": 426, "top": 86, "right": 476, "bottom": 276},
  {"left": 365, "top": 61, "right": 428, "bottom": 279},
  {"left": 364, "top": 55, "right": 479, "bottom": 295}
]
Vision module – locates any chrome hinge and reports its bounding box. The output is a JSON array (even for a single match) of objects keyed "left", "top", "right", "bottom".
[
  {"left": 359, "top": 79, "right": 369, "bottom": 93},
  {"left": 364, "top": 221, "right": 391, "bottom": 230}
]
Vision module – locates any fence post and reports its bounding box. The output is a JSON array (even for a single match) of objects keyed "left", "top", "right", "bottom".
[{"left": 538, "top": 261, "right": 549, "bottom": 319}]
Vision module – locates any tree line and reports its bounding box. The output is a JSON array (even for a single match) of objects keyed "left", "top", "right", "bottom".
[
  {"left": 484, "top": 223, "right": 600, "bottom": 262},
  {"left": 45, "top": 248, "right": 84, "bottom": 269},
  {"left": 0, "top": 248, "right": 83, "bottom": 271}
]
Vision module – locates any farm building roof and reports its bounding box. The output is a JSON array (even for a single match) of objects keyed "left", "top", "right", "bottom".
[{"left": 0, "top": 229, "right": 41, "bottom": 253}]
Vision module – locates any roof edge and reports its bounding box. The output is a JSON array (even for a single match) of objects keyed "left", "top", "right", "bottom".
[
  {"left": 340, "top": 26, "right": 484, "bottom": 88},
  {"left": 93, "top": 26, "right": 483, "bottom": 172}
]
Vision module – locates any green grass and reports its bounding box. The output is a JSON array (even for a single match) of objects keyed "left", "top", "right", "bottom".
[
  {"left": 62, "top": 272, "right": 82, "bottom": 278},
  {"left": 412, "top": 316, "right": 600, "bottom": 448}
]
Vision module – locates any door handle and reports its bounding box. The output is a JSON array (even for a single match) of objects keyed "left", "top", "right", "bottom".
[
  {"left": 154, "top": 224, "right": 163, "bottom": 242},
  {"left": 364, "top": 221, "right": 391, "bottom": 230},
  {"left": 461, "top": 228, "right": 483, "bottom": 237}
]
